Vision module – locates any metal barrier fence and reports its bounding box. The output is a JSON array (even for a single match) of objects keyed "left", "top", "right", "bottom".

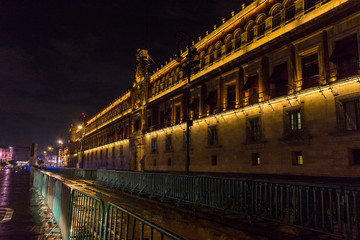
[
  {"left": 68, "top": 189, "right": 104, "bottom": 240},
  {"left": 97, "top": 170, "right": 360, "bottom": 239},
  {"left": 33, "top": 169, "right": 187, "bottom": 240},
  {"left": 103, "top": 202, "right": 184, "bottom": 240},
  {"left": 44, "top": 167, "right": 97, "bottom": 180}
]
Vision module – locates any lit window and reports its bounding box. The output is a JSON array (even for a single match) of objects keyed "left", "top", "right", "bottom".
[
  {"left": 284, "top": 108, "right": 304, "bottom": 138},
  {"left": 293, "top": 151, "right": 303, "bottom": 165},
  {"left": 252, "top": 153, "right": 261, "bottom": 165}
]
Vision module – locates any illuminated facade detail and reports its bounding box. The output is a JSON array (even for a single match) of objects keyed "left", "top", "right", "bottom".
[{"left": 69, "top": 0, "right": 360, "bottom": 177}]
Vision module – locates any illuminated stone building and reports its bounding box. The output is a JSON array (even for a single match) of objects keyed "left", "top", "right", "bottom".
[{"left": 69, "top": 0, "right": 360, "bottom": 178}]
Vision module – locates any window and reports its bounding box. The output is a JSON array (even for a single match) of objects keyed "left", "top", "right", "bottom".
[
  {"left": 304, "top": 0, "right": 317, "bottom": 11},
  {"left": 257, "top": 19, "right": 265, "bottom": 38},
  {"left": 134, "top": 118, "right": 141, "bottom": 132},
  {"left": 293, "top": 151, "right": 303, "bottom": 165},
  {"left": 246, "top": 117, "right": 262, "bottom": 143},
  {"left": 227, "top": 85, "right": 236, "bottom": 109},
  {"left": 336, "top": 98, "right": 360, "bottom": 131},
  {"left": 350, "top": 149, "right": 360, "bottom": 165},
  {"left": 167, "top": 158, "right": 172, "bottom": 166},
  {"left": 242, "top": 75, "right": 259, "bottom": 105},
  {"left": 330, "top": 34, "right": 359, "bottom": 79},
  {"left": 151, "top": 138, "right": 157, "bottom": 153},
  {"left": 112, "top": 146, "right": 115, "bottom": 160},
  {"left": 211, "top": 155, "right": 217, "bottom": 165},
  {"left": 247, "top": 25, "right": 255, "bottom": 43},
  {"left": 153, "top": 158, "right": 157, "bottom": 166},
  {"left": 100, "top": 150, "right": 103, "bottom": 160},
  {"left": 160, "top": 111, "right": 164, "bottom": 125},
  {"left": 120, "top": 145, "right": 124, "bottom": 157},
  {"left": 301, "top": 53, "right": 319, "bottom": 88},
  {"left": 252, "top": 153, "right": 261, "bottom": 165},
  {"left": 208, "top": 125, "right": 218, "bottom": 146},
  {"left": 206, "top": 90, "right": 218, "bottom": 114},
  {"left": 290, "top": 109, "right": 302, "bottom": 133},
  {"left": 175, "top": 106, "right": 181, "bottom": 124},
  {"left": 165, "top": 134, "right": 172, "bottom": 151},
  {"left": 272, "top": 7, "right": 282, "bottom": 28},
  {"left": 269, "top": 62, "right": 288, "bottom": 98},
  {"left": 284, "top": 107, "right": 304, "bottom": 138},
  {"left": 105, "top": 148, "right": 108, "bottom": 160},
  {"left": 285, "top": 1, "right": 295, "bottom": 22},
  {"left": 190, "top": 98, "right": 199, "bottom": 119},
  {"left": 147, "top": 116, "right": 152, "bottom": 130}
]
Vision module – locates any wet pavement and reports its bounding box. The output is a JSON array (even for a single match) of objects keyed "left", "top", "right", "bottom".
[{"left": 0, "top": 169, "right": 43, "bottom": 240}]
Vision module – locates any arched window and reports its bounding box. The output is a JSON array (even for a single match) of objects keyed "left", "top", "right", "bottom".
[
  {"left": 256, "top": 14, "right": 266, "bottom": 38},
  {"left": 284, "top": 0, "right": 295, "bottom": 22},
  {"left": 175, "top": 67, "right": 180, "bottom": 82},
  {"left": 246, "top": 21, "right": 255, "bottom": 43},
  {"left": 200, "top": 51, "right": 206, "bottom": 69},
  {"left": 170, "top": 71, "right": 174, "bottom": 85},
  {"left": 207, "top": 45, "right": 215, "bottom": 64},
  {"left": 233, "top": 28, "right": 242, "bottom": 49},
  {"left": 224, "top": 34, "right": 233, "bottom": 53},
  {"left": 270, "top": 4, "right": 282, "bottom": 29},
  {"left": 215, "top": 41, "right": 222, "bottom": 60},
  {"left": 165, "top": 74, "right": 170, "bottom": 88}
]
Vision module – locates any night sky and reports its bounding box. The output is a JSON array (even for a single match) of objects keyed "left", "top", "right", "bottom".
[{"left": 0, "top": 0, "right": 243, "bottom": 152}]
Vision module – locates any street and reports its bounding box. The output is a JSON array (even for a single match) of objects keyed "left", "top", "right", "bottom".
[{"left": 0, "top": 169, "right": 43, "bottom": 240}]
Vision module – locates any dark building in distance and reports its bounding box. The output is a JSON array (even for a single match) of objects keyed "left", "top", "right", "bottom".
[{"left": 69, "top": 0, "right": 360, "bottom": 178}]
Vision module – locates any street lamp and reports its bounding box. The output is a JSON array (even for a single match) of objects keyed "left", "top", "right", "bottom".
[
  {"left": 48, "top": 146, "right": 54, "bottom": 166},
  {"left": 176, "top": 33, "right": 199, "bottom": 175},
  {"left": 43, "top": 151, "right": 47, "bottom": 166},
  {"left": 78, "top": 112, "right": 86, "bottom": 169},
  {"left": 58, "top": 140, "right": 63, "bottom": 167}
]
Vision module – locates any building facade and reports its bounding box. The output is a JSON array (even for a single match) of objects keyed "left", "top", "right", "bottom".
[
  {"left": 69, "top": 0, "right": 360, "bottom": 178},
  {"left": 0, "top": 146, "right": 13, "bottom": 161}
]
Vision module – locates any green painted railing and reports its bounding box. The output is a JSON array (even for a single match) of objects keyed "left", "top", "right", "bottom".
[
  {"left": 96, "top": 170, "right": 360, "bottom": 239},
  {"left": 103, "top": 202, "right": 184, "bottom": 240},
  {"left": 67, "top": 189, "right": 104, "bottom": 240}
]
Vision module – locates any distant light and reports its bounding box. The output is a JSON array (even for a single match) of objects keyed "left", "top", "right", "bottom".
[
  {"left": 78, "top": 125, "right": 83, "bottom": 130},
  {"left": 58, "top": 140, "right": 63, "bottom": 144}
]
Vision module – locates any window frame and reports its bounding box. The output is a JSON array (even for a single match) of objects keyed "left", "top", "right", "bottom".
[
  {"left": 283, "top": 106, "right": 305, "bottom": 139},
  {"left": 246, "top": 116, "right": 262, "bottom": 143},
  {"left": 335, "top": 95, "right": 360, "bottom": 132},
  {"left": 208, "top": 125, "right": 219, "bottom": 147},
  {"left": 151, "top": 138, "right": 158, "bottom": 154}
]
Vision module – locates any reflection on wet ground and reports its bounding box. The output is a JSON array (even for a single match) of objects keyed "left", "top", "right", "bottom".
[{"left": 0, "top": 169, "right": 43, "bottom": 239}]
